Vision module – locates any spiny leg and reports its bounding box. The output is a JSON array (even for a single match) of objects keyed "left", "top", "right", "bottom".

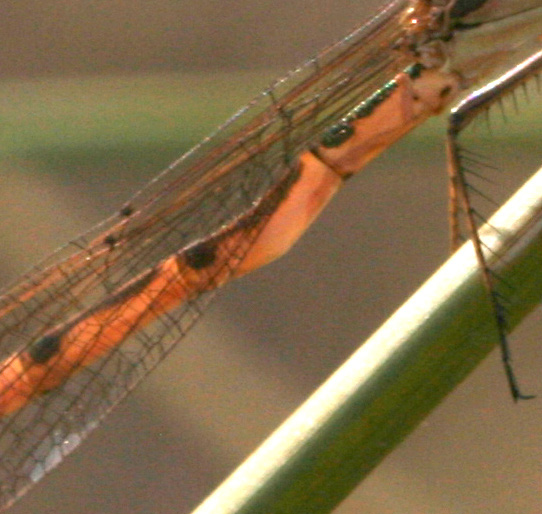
[
  {"left": 446, "top": 131, "right": 531, "bottom": 401},
  {"left": 446, "top": 50, "right": 542, "bottom": 401}
]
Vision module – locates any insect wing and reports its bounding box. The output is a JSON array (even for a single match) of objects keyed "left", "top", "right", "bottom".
[{"left": 0, "top": 0, "right": 411, "bottom": 508}]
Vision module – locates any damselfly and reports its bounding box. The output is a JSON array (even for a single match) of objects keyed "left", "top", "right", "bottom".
[{"left": 2, "top": 0, "right": 542, "bottom": 511}]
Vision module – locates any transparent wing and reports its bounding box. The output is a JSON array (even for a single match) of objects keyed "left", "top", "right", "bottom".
[{"left": 0, "top": 0, "right": 412, "bottom": 508}]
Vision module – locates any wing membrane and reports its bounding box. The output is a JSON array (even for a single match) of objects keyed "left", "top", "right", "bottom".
[{"left": 0, "top": 0, "right": 412, "bottom": 508}]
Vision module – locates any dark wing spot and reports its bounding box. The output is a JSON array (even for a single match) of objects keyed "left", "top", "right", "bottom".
[
  {"left": 28, "top": 334, "right": 62, "bottom": 364},
  {"left": 184, "top": 241, "right": 217, "bottom": 269},
  {"left": 120, "top": 204, "right": 134, "bottom": 217},
  {"left": 103, "top": 234, "right": 117, "bottom": 248}
]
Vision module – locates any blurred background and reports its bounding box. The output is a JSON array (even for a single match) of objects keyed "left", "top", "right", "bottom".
[{"left": 1, "top": 0, "right": 542, "bottom": 513}]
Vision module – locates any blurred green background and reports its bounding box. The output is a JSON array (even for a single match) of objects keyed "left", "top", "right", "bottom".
[{"left": 2, "top": 1, "right": 542, "bottom": 513}]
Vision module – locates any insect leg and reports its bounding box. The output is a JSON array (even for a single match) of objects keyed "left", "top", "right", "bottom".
[{"left": 446, "top": 50, "right": 542, "bottom": 400}]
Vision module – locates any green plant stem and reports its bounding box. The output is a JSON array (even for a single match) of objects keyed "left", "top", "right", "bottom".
[{"left": 190, "top": 165, "right": 542, "bottom": 514}]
